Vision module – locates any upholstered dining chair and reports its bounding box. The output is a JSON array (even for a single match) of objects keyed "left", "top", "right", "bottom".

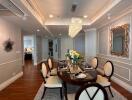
[
  {"left": 47, "top": 58, "right": 57, "bottom": 75},
  {"left": 96, "top": 61, "right": 114, "bottom": 97},
  {"left": 41, "top": 63, "right": 63, "bottom": 100},
  {"left": 91, "top": 57, "right": 98, "bottom": 69},
  {"left": 75, "top": 83, "right": 108, "bottom": 100}
]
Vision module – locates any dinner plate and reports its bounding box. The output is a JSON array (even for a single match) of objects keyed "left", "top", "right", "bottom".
[
  {"left": 85, "top": 67, "right": 93, "bottom": 69},
  {"left": 76, "top": 73, "right": 86, "bottom": 78}
]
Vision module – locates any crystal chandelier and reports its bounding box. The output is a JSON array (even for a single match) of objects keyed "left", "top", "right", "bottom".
[{"left": 69, "top": 18, "right": 82, "bottom": 38}]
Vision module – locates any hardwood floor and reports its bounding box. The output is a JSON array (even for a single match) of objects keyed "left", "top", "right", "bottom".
[
  {"left": 0, "top": 60, "right": 131, "bottom": 100},
  {"left": 111, "top": 81, "right": 132, "bottom": 100},
  {"left": 0, "top": 60, "right": 43, "bottom": 100}
]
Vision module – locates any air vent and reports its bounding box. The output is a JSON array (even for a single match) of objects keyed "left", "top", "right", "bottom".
[
  {"left": 0, "top": 4, "right": 7, "bottom": 10},
  {"left": 0, "top": 0, "right": 24, "bottom": 17},
  {"left": 0, "top": 4, "right": 14, "bottom": 16}
]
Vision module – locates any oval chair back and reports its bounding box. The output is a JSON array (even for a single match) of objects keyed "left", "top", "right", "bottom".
[
  {"left": 91, "top": 57, "right": 98, "bottom": 69},
  {"left": 75, "top": 83, "right": 108, "bottom": 100},
  {"left": 48, "top": 58, "right": 53, "bottom": 70},
  {"left": 104, "top": 61, "right": 114, "bottom": 80},
  {"left": 41, "top": 63, "right": 48, "bottom": 83}
]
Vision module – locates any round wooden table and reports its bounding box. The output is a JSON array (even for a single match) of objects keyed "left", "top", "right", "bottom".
[{"left": 57, "top": 65, "right": 97, "bottom": 100}]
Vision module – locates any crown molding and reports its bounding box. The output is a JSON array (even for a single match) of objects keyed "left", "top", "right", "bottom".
[
  {"left": 90, "top": 0, "right": 122, "bottom": 25},
  {"left": 97, "top": 6, "right": 132, "bottom": 29},
  {"left": 84, "top": 28, "right": 96, "bottom": 32},
  {"left": 22, "top": 0, "right": 122, "bottom": 26}
]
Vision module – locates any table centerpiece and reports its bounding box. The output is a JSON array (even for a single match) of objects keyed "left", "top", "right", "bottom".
[{"left": 65, "top": 49, "right": 83, "bottom": 67}]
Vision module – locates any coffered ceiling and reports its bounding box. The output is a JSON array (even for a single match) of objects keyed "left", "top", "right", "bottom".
[
  {"left": 36, "top": 0, "right": 110, "bottom": 25},
  {"left": 0, "top": 0, "right": 132, "bottom": 37}
]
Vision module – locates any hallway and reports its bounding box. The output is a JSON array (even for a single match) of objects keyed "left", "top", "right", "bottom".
[{"left": 0, "top": 60, "right": 43, "bottom": 100}]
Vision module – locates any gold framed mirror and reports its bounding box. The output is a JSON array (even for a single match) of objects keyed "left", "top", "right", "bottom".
[{"left": 110, "top": 24, "right": 129, "bottom": 57}]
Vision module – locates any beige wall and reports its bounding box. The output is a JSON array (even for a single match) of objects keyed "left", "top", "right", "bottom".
[
  {"left": 42, "top": 38, "right": 48, "bottom": 60},
  {"left": 74, "top": 34, "right": 85, "bottom": 57},
  {"left": 85, "top": 29, "right": 97, "bottom": 62},
  {"left": 0, "top": 18, "right": 22, "bottom": 84},
  {"left": 60, "top": 34, "right": 85, "bottom": 60},
  {"left": 97, "top": 12, "right": 132, "bottom": 86},
  {"left": 61, "top": 36, "right": 74, "bottom": 59}
]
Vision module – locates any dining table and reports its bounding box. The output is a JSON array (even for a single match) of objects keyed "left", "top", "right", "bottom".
[{"left": 57, "top": 61, "right": 97, "bottom": 100}]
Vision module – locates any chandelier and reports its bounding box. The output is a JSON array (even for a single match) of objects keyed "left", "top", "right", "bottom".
[{"left": 68, "top": 18, "right": 82, "bottom": 38}]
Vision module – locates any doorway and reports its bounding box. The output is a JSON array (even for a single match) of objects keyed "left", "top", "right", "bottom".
[
  {"left": 48, "top": 39, "right": 61, "bottom": 60},
  {"left": 23, "top": 35, "right": 34, "bottom": 63},
  {"left": 48, "top": 39, "right": 53, "bottom": 57}
]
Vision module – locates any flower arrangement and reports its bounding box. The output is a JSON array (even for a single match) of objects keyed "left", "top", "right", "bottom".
[{"left": 65, "top": 49, "right": 82, "bottom": 64}]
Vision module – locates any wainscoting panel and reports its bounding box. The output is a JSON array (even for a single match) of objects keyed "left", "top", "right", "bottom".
[
  {"left": 0, "top": 59, "right": 22, "bottom": 84},
  {"left": 97, "top": 55, "right": 132, "bottom": 85},
  {"left": 114, "top": 64, "right": 130, "bottom": 81}
]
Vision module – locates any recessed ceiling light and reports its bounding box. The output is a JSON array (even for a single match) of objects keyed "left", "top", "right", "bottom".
[
  {"left": 37, "top": 29, "right": 40, "bottom": 32},
  {"left": 83, "top": 15, "right": 88, "bottom": 18},
  {"left": 49, "top": 14, "right": 54, "bottom": 18}
]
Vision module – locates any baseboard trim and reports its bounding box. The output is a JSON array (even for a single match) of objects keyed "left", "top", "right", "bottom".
[
  {"left": 0, "top": 71, "right": 23, "bottom": 91},
  {"left": 112, "top": 76, "right": 132, "bottom": 93}
]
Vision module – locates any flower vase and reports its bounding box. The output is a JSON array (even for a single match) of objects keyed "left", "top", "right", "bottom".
[{"left": 73, "top": 63, "right": 78, "bottom": 71}]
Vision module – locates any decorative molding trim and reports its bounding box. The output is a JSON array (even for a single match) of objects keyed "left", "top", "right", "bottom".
[
  {"left": 114, "top": 64, "right": 131, "bottom": 81},
  {"left": 84, "top": 28, "right": 96, "bottom": 32},
  {"left": 0, "top": 72, "right": 23, "bottom": 91},
  {"left": 90, "top": 0, "right": 122, "bottom": 24},
  {"left": 97, "top": 53, "right": 132, "bottom": 66},
  {"left": 0, "top": 58, "right": 22, "bottom": 66},
  {"left": 97, "top": 15, "right": 132, "bottom": 61},
  {"left": 97, "top": 6, "right": 132, "bottom": 29},
  {"left": 112, "top": 76, "right": 132, "bottom": 93}
]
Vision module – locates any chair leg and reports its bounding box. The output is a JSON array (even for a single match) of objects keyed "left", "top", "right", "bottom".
[
  {"left": 63, "top": 82, "right": 68, "bottom": 100},
  {"left": 41, "top": 87, "right": 47, "bottom": 100},
  {"left": 60, "top": 87, "right": 63, "bottom": 100},
  {"left": 108, "top": 86, "right": 114, "bottom": 97}
]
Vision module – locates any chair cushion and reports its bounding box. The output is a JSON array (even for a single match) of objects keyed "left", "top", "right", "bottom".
[
  {"left": 50, "top": 68, "right": 57, "bottom": 75},
  {"left": 96, "top": 75, "right": 111, "bottom": 87},
  {"left": 45, "top": 76, "right": 62, "bottom": 88}
]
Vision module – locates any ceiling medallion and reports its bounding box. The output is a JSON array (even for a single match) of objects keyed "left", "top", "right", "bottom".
[{"left": 68, "top": 18, "right": 82, "bottom": 38}]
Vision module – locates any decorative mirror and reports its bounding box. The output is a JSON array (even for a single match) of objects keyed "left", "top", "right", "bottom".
[{"left": 110, "top": 24, "right": 129, "bottom": 57}]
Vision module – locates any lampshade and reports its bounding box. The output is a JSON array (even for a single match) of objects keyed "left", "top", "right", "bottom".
[{"left": 69, "top": 18, "right": 82, "bottom": 38}]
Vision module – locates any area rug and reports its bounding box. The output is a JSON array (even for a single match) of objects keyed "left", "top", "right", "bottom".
[{"left": 34, "top": 83, "right": 127, "bottom": 100}]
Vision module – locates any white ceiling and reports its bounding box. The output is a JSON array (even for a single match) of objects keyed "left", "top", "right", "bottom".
[
  {"left": 37, "top": 0, "right": 110, "bottom": 24},
  {"left": 0, "top": 0, "right": 132, "bottom": 37}
]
